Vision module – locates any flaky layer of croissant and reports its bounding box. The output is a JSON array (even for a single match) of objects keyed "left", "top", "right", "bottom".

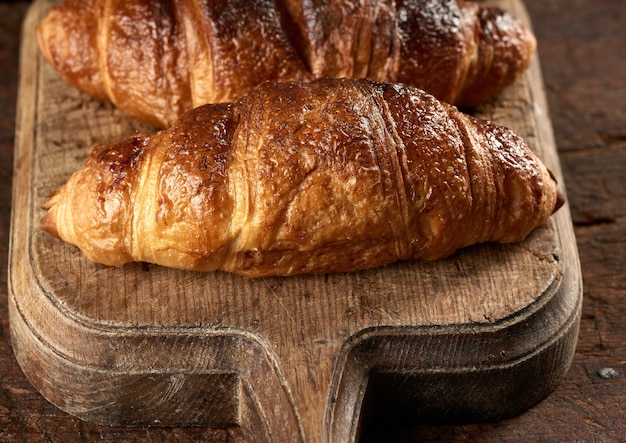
[
  {"left": 41, "top": 78, "right": 562, "bottom": 277},
  {"left": 37, "top": 0, "right": 536, "bottom": 128}
]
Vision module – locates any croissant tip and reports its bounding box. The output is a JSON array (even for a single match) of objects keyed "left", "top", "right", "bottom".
[
  {"left": 40, "top": 209, "right": 60, "bottom": 238},
  {"left": 547, "top": 169, "right": 566, "bottom": 214},
  {"left": 554, "top": 188, "right": 566, "bottom": 214},
  {"left": 40, "top": 190, "right": 61, "bottom": 238},
  {"left": 527, "top": 26, "right": 538, "bottom": 51}
]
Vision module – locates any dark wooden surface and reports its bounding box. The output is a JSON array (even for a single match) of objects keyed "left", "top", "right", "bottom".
[{"left": 1, "top": 0, "right": 624, "bottom": 441}]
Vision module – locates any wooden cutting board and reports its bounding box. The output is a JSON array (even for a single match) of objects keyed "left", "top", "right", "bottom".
[{"left": 9, "top": 0, "right": 582, "bottom": 441}]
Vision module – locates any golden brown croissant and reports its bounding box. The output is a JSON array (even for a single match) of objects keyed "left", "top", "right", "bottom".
[
  {"left": 37, "top": 0, "right": 536, "bottom": 128},
  {"left": 41, "top": 78, "right": 562, "bottom": 277}
]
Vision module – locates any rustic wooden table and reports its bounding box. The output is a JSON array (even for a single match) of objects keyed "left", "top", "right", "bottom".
[{"left": 1, "top": 1, "right": 624, "bottom": 441}]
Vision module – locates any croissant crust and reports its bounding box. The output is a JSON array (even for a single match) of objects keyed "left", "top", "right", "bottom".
[
  {"left": 41, "top": 78, "right": 562, "bottom": 277},
  {"left": 37, "top": 0, "right": 536, "bottom": 127}
]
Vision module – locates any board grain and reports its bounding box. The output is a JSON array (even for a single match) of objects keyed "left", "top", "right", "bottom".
[{"left": 9, "top": 1, "right": 582, "bottom": 442}]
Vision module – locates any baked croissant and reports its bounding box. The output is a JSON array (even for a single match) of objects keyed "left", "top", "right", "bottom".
[
  {"left": 37, "top": 0, "right": 536, "bottom": 128},
  {"left": 40, "top": 78, "right": 563, "bottom": 277}
]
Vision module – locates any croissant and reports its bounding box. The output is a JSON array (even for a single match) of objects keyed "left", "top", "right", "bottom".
[
  {"left": 40, "top": 78, "right": 563, "bottom": 277},
  {"left": 37, "top": 0, "right": 536, "bottom": 128}
]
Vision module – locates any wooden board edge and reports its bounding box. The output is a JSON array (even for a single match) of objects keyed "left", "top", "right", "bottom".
[{"left": 7, "top": 0, "right": 583, "bottom": 440}]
